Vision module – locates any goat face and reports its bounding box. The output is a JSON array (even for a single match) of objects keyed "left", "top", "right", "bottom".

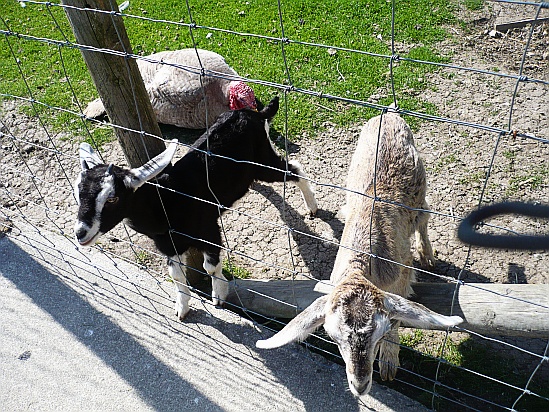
[
  {"left": 73, "top": 140, "right": 179, "bottom": 246},
  {"left": 74, "top": 164, "right": 134, "bottom": 246},
  {"left": 256, "top": 273, "right": 463, "bottom": 397},
  {"left": 323, "top": 281, "right": 392, "bottom": 396}
]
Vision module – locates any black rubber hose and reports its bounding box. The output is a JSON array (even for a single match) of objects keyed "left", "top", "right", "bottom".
[{"left": 457, "top": 202, "right": 549, "bottom": 250}]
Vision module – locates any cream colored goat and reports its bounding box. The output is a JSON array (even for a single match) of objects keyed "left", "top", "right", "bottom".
[{"left": 256, "top": 112, "right": 462, "bottom": 396}]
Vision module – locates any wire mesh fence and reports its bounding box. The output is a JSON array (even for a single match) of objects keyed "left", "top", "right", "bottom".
[{"left": 1, "top": 0, "right": 548, "bottom": 410}]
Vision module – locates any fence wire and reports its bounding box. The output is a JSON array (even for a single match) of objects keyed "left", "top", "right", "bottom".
[{"left": 1, "top": 0, "right": 548, "bottom": 411}]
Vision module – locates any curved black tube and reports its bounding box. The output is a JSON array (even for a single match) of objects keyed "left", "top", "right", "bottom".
[{"left": 457, "top": 202, "right": 549, "bottom": 250}]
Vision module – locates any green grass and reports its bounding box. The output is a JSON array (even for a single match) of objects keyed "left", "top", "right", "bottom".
[
  {"left": 503, "top": 150, "right": 517, "bottom": 160},
  {"left": 429, "top": 153, "right": 459, "bottom": 173},
  {"left": 459, "top": 170, "right": 485, "bottom": 186},
  {"left": 506, "top": 164, "right": 549, "bottom": 197},
  {"left": 463, "top": 0, "right": 484, "bottom": 11},
  {"left": 1, "top": 1, "right": 111, "bottom": 144},
  {"left": 1, "top": 0, "right": 456, "bottom": 143},
  {"left": 400, "top": 330, "right": 464, "bottom": 366},
  {"left": 400, "top": 329, "right": 426, "bottom": 347},
  {"left": 222, "top": 259, "right": 251, "bottom": 279},
  {"left": 134, "top": 249, "right": 153, "bottom": 266},
  {"left": 397, "top": 333, "right": 549, "bottom": 411}
]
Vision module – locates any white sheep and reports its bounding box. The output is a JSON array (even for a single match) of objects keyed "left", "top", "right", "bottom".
[
  {"left": 84, "top": 49, "right": 257, "bottom": 129},
  {"left": 256, "top": 112, "right": 462, "bottom": 396}
]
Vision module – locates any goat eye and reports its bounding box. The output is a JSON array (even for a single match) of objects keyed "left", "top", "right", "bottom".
[{"left": 106, "top": 197, "right": 119, "bottom": 204}]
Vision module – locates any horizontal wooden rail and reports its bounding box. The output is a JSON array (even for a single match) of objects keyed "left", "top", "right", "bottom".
[{"left": 223, "top": 279, "right": 549, "bottom": 338}]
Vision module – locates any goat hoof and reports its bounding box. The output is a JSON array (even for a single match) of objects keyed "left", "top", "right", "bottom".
[
  {"left": 177, "top": 311, "right": 189, "bottom": 321},
  {"left": 175, "top": 304, "right": 190, "bottom": 321},
  {"left": 420, "top": 256, "right": 437, "bottom": 269},
  {"left": 212, "top": 297, "right": 225, "bottom": 307},
  {"left": 379, "top": 361, "right": 398, "bottom": 382}
]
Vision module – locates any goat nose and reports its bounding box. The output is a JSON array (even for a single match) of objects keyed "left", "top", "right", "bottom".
[
  {"left": 352, "top": 379, "right": 371, "bottom": 396},
  {"left": 75, "top": 227, "right": 88, "bottom": 241}
]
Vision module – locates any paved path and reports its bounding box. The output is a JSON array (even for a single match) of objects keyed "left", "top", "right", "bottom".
[{"left": 0, "top": 228, "right": 428, "bottom": 412}]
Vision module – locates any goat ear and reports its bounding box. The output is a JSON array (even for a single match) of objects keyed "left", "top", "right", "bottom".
[
  {"left": 259, "top": 96, "right": 279, "bottom": 121},
  {"left": 384, "top": 292, "right": 463, "bottom": 329},
  {"left": 127, "top": 139, "right": 179, "bottom": 190},
  {"left": 79, "top": 142, "right": 103, "bottom": 171},
  {"left": 256, "top": 295, "right": 328, "bottom": 349}
]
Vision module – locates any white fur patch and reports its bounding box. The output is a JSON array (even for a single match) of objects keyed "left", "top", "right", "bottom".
[
  {"left": 169, "top": 253, "right": 191, "bottom": 320},
  {"left": 289, "top": 160, "right": 318, "bottom": 214},
  {"left": 74, "top": 221, "right": 102, "bottom": 246},
  {"left": 370, "top": 312, "right": 391, "bottom": 341},
  {"left": 323, "top": 308, "right": 352, "bottom": 346},
  {"left": 95, "top": 175, "right": 115, "bottom": 216},
  {"left": 202, "top": 259, "right": 217, "bottom": 275},
  {"left": 74, "top": 174, "right": 115, "bottom": 245},
  {"left": 264, "top": 119, "right": 270, "bottom": 137},
  {"left": 73, "top": 173, "right": 82, "bottom": 205}
]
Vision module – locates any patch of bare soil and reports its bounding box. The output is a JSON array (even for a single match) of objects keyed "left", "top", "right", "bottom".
[{"left": 1, "top": 2, "right": 547, "bottom": 410}]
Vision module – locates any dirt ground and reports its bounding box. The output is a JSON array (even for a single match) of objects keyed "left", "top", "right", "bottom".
[{"left": 1, "top": 1, "right": 548, "bottom": 409}]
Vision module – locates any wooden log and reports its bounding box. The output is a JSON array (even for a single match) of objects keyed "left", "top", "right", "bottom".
[
  {"left": 225, "top": 280, "right": 549, "bottom": 338},
  {"left": 496, "top": 18, "right": 549, "bottom": 33},
  {"left": 62, "top": 0, "right": 166, "bottom": 167}
]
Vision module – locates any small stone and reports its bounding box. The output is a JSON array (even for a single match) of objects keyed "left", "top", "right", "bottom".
[
  {"left": 18, "top": 351, "right": 31, "bottom": 361},
  {"left": 488, "top": 30, "right": 502, "bottom": 38},
  {"left": 22, "top": 144, "right": 35, "bottom": 154}
]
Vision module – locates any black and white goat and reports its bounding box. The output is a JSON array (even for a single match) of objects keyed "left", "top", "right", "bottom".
[
  {"left": 74, "top": 97, "right": 317, "bottom": 320},
  {"left": 256, "top": 112, "right": 462, "bottom": 396}
]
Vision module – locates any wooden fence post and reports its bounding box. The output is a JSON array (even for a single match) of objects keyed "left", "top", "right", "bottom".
[{"left": 62, "top": 0, "right": 165, "bottom": 167}]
